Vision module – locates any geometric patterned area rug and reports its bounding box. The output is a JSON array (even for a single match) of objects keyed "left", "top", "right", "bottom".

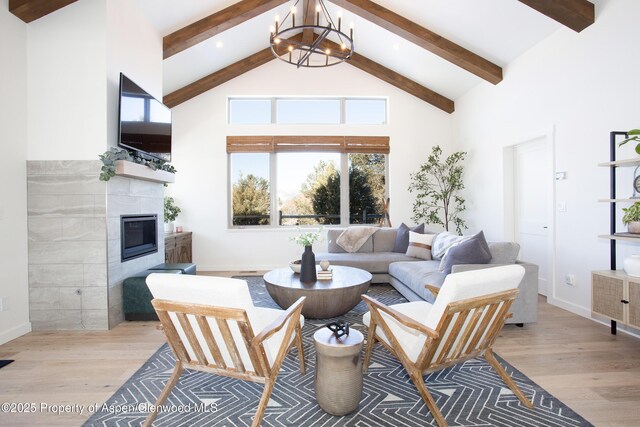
[{"left": 84, "top": 278, "right": 592, "bottom": 427}]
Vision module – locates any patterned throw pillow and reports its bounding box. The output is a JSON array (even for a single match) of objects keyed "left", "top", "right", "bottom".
[
  {"left": 405, "top": 231, "right": 436, "bottom": 260},
  {"left": 431, "top": 231, "right": 469, "bottom": 260}
]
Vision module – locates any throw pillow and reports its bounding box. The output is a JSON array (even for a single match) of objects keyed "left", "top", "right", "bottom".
[
  {"left": 405, "top": 231, "right": 436, "bottom": 260},
  {"left": 393, "top": 223, "right": 425, "bottom": 253},
  {"left": 440, "top": 232, "right": 492, "bottom": 274},
  {"left": 431, "top": 231, "right": 469, "bottom": 260}
]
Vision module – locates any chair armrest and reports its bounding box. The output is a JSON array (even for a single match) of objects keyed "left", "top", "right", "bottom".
[
  {"left": 450, "top": 263, "right": 501, "bottom": 273},
  {"left": 362, "top": 294, "right": 438, "bottom": 339},
  {"left": 253, "top": 297, "right": 305, "bottom": 346},
  {"left": 425, "top": 284, "right": 440, "bottom": 297}
]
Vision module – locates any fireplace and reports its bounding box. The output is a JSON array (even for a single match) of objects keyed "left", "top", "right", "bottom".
[{"left": 121, "top": 214, "right": 158, "bottom": 262}]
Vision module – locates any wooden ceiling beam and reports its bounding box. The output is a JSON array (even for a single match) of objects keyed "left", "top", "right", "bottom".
[
  {"left": 517, "top": 0, "right": 594, "bottom": 32},
  {"left": 302, "top": 0, "right": 317, "bottom": 45},
  {"left": 340, "top": 0, "right": 503, "bottom": 84},
  {"left": 321, "top": 39, "right": 454, "bottom": 113},
  {"left": 163, "top": 48, "right": 274, "bottom": 108},
  {"left": 166, "top": 35, "right": 454, "bottom": 113},
  {"left": 163, "top": 0, "right": 289, "bottom": 59},
  {"left": 9, "top": 0, "right": 78, "bottom": 23}
]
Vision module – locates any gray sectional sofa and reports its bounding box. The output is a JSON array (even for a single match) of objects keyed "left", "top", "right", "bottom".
[{"left": 315, "top": 227, "right": 538, "bottom": 325}]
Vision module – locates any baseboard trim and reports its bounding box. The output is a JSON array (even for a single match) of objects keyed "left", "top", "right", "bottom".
[
  {"left": 546, "top": 296, "right": 591, "bottom": 318},
  {"left": 0, "top": 322, "right": 32, "bottom": 345}
]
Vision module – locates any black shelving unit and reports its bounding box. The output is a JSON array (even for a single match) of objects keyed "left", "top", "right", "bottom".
[{"left": 606, "top": 130, "right": 630, "bottom": 335}]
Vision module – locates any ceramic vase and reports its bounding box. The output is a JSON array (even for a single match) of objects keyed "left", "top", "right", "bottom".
[
  {"left": 623, "top": 254, "right": 640, "bottom": 277},
  {"left": 629, "top": 222, "right": 640, "bottom": 234},
  {"left": 164, "top": 222, "right": 174, "bottom": 233},
  {"left": 300, "top": 246, "right": 317, "bottom": 282}
]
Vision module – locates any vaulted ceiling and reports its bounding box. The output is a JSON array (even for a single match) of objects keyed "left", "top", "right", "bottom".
[{"left": 10, "top": 0, "right": 597, "bottom": 113}]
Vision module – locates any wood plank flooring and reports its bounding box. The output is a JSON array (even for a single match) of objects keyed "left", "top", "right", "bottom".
[{"left": 0, "top": 286, "right": 639, "bottom": 426}]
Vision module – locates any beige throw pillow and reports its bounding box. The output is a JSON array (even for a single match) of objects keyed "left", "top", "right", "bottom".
[{"left": 406, "top": 231, "right": 436, "bottom": 260}]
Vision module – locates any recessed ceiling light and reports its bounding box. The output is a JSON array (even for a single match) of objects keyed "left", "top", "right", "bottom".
[
  {"left": 393, "top": 43, "right": 400, "bottom": 51},
  {"left": 216, "top": 41, "right": 223, "bottom": 48}
]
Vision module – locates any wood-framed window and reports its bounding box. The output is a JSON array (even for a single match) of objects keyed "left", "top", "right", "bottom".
[{"left": 228, "top": 136, "right": 389, "bottom": 227}]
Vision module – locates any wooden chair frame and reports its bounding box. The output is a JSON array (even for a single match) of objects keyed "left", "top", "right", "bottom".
[
  {"left": 144, "top": 296, "right": 305, "bottom": 427},
  {"left": 362, "top": 288, "right": 533, "bottom": 427}
]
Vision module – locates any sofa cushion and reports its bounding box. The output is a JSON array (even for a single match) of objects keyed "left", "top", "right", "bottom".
[
  {"left": 440, "top": 235, "right": 492, "bottom": 274},
  {"left": 389, "top": 261, "right": 447, "bottom": 302},
  {"left": 406, "top": 231, "right": 436, "bottom": 260},
  {"left": 315, "top": 252, "right": 418, "bottom": 273},
  {"left": 393, "top": 223, "right": 425, "bottom": 253},
  {"left": 373, "top": 228, "right": 397, "bottom": 252},
  {"left": 488, "top": 242, "right": 520, "bottom": 264},
  {"left": 327, "top": 229, "right": 373, "bottom": 253}
]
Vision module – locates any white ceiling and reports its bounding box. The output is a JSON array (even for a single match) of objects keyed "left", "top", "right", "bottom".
[{"left": 135, "top": 0, "right": 598, "bottom": 104}]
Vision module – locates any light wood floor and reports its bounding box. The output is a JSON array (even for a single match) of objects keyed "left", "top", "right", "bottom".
[{"left": 0, "top": 289, "right": 639, "bottom": 426}]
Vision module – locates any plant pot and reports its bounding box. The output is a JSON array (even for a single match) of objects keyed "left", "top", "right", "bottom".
[
  {"left": 629, "top": 222, "right": 640, "bottom": 234},
  {"left": 164, "top": 221, "right": 174, "bottom": 233},
  {"left": 300, "top": 246, "right": 317, "bottom": 283},
  {"left": 624, "top": 255, "right": 640, "bottom": 277}
]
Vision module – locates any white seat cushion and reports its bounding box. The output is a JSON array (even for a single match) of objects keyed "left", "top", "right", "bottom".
[
  {"left": 363, "top": 300, "right": 432, "bottom": 363},
  {"left": 146, "top": 274, "right": 303, "bottom": 372}
]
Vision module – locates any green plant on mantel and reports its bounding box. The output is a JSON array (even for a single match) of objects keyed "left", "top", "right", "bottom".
[
  {"left": 98, "top": 147, "right": 177, "bottom": 182},
  {"left": 622, "top": 202, "right": 640, "bottom": 225},
  {"left": 618, "top": 129, "right": 640, "bottom": 154},
  {"left": 164, "top": 196, "right": 181, "bottom": 223}
]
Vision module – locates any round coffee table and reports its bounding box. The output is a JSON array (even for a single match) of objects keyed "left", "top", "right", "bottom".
[{"left": 263, "top": 266, "right": 372, "bottom": 319}]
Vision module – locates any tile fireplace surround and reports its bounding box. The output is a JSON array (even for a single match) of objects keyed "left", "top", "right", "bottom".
[{"left": 27, "top": 160, "right": 164, "bottom": 330}]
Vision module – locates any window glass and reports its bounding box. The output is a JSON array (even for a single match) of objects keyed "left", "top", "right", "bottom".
[
  {"left": 230, "top": 153, "right": 271, "bottom": 225},
  {"left": 345, "top": 99, "right": 387, "bottom": 124},
  {"left": 277, "top": 152, "right": 341, "bottom": 225},
  {"left": 276, "top": 99, "right": 340, "bottom": 124},
  {"left": 348, "top": 154, "right": 386, "bottom": 224},
  {"left": 229, "top": 99, "right": 272, "bottom": 124}
]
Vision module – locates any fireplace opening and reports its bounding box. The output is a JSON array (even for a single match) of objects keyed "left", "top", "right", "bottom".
[{"left": 121, "top": 214, "right": 158, "bottom": 262}]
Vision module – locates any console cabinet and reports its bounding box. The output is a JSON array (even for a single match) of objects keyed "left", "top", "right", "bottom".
[
  {"left": 592, "top": 271, "right": 640, "bottom": 330},
  {"left": 165, "top": 232, "right": 192, "bottom": 263}
]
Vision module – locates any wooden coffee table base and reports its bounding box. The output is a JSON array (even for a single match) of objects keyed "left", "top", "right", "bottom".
[{"left": 263, "top": 266, "right": 372, "bottom": 319}]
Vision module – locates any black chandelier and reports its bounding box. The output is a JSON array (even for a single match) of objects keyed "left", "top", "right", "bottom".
[{"left": 269, "top": 0, "right": 354, "bottom": 68}]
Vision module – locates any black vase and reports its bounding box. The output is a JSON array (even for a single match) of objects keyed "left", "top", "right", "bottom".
[{"left": 300, "top": 245, "right": 317, "bottom": 283}]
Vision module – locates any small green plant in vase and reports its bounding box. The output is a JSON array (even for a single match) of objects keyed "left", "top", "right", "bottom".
[
  {"left": 164, "top": 197, "right": 181, "bottom": 233},
  {"left": 622, "top": 202, "right": 640, "bottom": 234}
]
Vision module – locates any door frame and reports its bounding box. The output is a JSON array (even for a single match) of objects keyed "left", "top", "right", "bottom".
[{"left": 502, "top": 127, "right": 556, "bottom": 298}]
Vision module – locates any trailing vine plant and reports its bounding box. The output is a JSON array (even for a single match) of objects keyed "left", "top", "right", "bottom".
[
  {"left": 408, "top": 145, "right": 468, "bottom": 234},
  {"left": 98, "top": 147, "right": 177, "bottom": 182}
]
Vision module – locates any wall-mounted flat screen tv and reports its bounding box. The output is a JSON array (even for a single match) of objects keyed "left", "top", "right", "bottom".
[{"left": 118, "top": 73, "right": 172, "bottom": 162}]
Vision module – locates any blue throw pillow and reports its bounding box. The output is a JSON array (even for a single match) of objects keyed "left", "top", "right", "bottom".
[
  {"left": 393, "top": 223, "right": 425, "bottom": 253},
  {"left": 441, "top": 233, "right": 492, "bottom": 274}
]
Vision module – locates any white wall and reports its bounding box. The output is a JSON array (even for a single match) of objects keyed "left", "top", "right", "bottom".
[
  {"left": 0, "top": 0, "right": 30, "bottom": 344},
  {"left": 106, "top": 0, "right": 163, "bottom": 149},
  {"left": 452, "top": 0, "right": 640, "bottom": 328},
  {"left": 170, "top": 60, "right": 453, "bottom": 271},
  {"left": 27, "top": 0, "right": 108, "bottom": 160}
]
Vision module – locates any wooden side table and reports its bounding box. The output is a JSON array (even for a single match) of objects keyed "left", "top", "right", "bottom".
[{"left": 313, "top": 327, "right": 364, "bottom": 416}]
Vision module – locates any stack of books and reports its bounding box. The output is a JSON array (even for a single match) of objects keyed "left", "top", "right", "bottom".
[{"left": 317, "top": 268, "right": 333, "bottom": 280}]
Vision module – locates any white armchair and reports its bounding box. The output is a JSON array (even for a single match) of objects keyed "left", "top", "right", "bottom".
[
  {"left": 362, "top": 264, "right": 533, "bottom": 427},
  {"left": 143, "top": 274, "right": 305, "bottom": 427}
]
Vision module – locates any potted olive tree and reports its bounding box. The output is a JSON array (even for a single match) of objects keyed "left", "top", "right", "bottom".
[{"left": 164, "top": 197, "right": 181, "bottom": 233}]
